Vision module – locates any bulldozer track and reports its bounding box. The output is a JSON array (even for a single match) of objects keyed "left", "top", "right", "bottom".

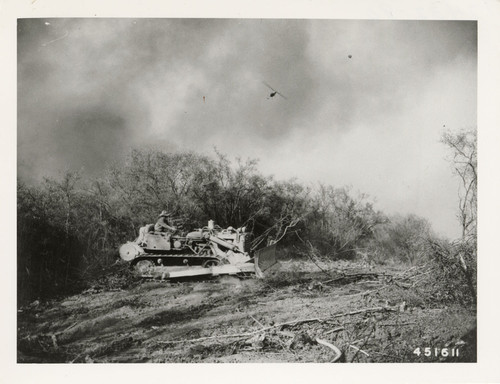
[
  {"left": 131, "top": 253, "right": 221, "bottom": 269},
  {"left": 138, "top": 253, "right": 212, "bottom": 259},
  {"left": 131, "top": 253, "right": 224, "bottom": 275}
]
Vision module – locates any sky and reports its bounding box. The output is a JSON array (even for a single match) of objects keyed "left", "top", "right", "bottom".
[{"left": 17, "top": 18, "right": 477, "bottom": 239}]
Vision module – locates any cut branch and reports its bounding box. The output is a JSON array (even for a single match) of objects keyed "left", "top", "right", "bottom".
[
  {"left": 158, "top": 306, "right": 396, "bottom": 345},
  {"left": 316, "top": 338, "right": 342, "bottom": 363},
  {"left": 349, "top": 344, "right": 369, "bottom": 357}
]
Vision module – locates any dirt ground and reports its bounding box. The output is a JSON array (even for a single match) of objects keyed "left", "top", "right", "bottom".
[{"left": 17, "top": 259, "right": 476, "bottom": 363}]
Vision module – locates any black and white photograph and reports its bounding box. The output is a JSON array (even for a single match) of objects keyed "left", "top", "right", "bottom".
[{"left": 5, "top": 0, "right": 500, "bottom": 381}]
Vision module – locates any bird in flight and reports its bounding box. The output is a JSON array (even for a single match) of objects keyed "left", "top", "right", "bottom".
[
  {"left": 348, "top": 54, "right": 352, "bottom": 59},
  {"left": 262, "top": 81, "right": 287, "bottom": 100}
]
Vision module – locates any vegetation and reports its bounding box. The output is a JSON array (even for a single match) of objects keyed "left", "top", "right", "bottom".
[{"left": 17, "top": 128, "right": 477, "bottom": 306}]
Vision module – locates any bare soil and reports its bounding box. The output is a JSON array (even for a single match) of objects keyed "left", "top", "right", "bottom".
[{"left": 17, "top": 260, "right": 476, "bottom": 363}]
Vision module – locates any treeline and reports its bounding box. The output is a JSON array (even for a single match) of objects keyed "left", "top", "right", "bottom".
[{"left": 17, "top": 144, "right": 472, "bottom": 303}]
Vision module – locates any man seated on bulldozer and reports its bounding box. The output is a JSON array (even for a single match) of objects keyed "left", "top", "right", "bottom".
[
  {"left": 136, "top": 211, "right": 177, "bottom": 247},
  {"left": 155, "top": 210, "right": 177, "bottom": 234}
]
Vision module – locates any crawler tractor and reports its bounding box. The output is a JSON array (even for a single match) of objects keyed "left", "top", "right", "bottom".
[{"left": 119, "top": 220, "right": 276, "bottom": 278}]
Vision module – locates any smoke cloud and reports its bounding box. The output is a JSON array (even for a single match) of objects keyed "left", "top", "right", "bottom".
[{"left": 17, "top": 19, "right": 476, "bottom": 238}]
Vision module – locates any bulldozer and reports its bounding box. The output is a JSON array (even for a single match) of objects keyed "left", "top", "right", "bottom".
[{"left": 119, "top": 219, "right": 278, "bottom": 279}]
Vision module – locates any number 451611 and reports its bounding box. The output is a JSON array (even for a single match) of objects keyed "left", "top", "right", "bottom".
[{"left": 413, "top": 347, "right": 459, "bottom": 358}]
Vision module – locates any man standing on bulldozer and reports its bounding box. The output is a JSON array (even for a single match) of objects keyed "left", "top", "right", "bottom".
[{"left": 154, "top": 211, "right": 177, "bottom": 234}]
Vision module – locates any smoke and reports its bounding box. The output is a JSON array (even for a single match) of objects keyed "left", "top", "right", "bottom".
[
  {"left": 18, "top": 19, "right": 322, "bottom": 179},
  {"left": 17, "top": 19, "right": 476, "bottom": 237}
]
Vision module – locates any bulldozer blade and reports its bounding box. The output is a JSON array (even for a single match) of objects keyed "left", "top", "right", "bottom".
[
  {"left": 166, "top": 264, "right": 256, "bottom": 278},
  {"left": 135, "top": 263, "right": 258, "bottom": 279},
  {"left": 254, "top": 243, "right": 279, "bottom": 278}
]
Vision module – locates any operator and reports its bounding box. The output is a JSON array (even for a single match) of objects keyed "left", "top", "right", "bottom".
[{"left": 154, "top": 211, "right": 177, "bottom": 233}]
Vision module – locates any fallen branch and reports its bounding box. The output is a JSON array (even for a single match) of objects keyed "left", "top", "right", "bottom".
[
  {"left": 349, "top": 344, "right": 369, "bottom": 357},
  {"left": 69, "top": 352, "right": 85, "bottom": 364},
  {"left": 407, "top": 269, "right": 433, "bottom": 280},
  {"left": 330, "top": 306, "right": 396, "bottom": 319},
  {"left": 325, "top": 326, "right": 344, "bottom": 335},
  {"left": 323, "top": 272, "right": 384, "bottom": 285},
  {"left": 350, "top": 327, "right": 375, "bottom": 362},
  {"left": 249, "top": 314, "right": 265, "bottom": 328},
  {"left": 280, "top": 317, "right": 324, "bottom": 328},
  {"left": 158, "top": 306, "right": 396, "bottom": 344},
  {"left": 343, "top": 286, "right": 387, "bottom": 298},
  {"left": 393, "top": 281, "right": 412, "bottom": 289},
  {"left": 158, "top": 327, "right": 274, "bottom": 344},
  {"left": 399, "top": 265, "right": 419, "bottom": 276},
  {"left": 378, "top": 322, "right": 416, "bottom": 327},
  {"left": 51, "top": 334, "right": 58, "bottom": 350},
  {"left": 62, "top": 322, "right": 79, "bottom": 333},
  {"left": 316, "top": 338, "right": 342, "bottom": 363},
  {"left": 411, "top": 278, "right": 427, "bottom": 287},
  {"left": 408, "top": 269, "right": 434, "bottom": 287},
  {"left": 396, "top": 264, "right": 426, "bottom": 278}
]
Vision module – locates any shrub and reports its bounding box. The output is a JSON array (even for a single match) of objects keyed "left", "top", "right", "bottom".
[
  {"left": 369, "top": 214, "right": 433, "bottom": 266},
  {"left": 424, "top": 237, "right": 476, "bottom": 305}
]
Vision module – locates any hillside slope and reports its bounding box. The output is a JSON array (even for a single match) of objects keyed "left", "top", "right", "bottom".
[{"left": 17, "top": 260, "right": 476, "bottom": 363}]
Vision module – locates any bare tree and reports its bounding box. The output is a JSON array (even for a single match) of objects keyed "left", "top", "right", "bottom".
[
  {"left": 441, "top": 129, "right": 477, "bottom": 238},
  {"left": 372, "top": 214, "right": 431, "bottom": 265},
  {"left": 440, "top": 128, "right": 477, "bottom": 301},
  {"left": 308, "top": 185, "right": 386, "bottom": 259}
]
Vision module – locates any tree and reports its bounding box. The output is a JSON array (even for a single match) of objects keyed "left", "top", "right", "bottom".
[
  {"left": 371, "top": 214, "right": 432, "bottom": 265},
  {"left": 441, "top": 129, "right": 477, "bottom": 238},
  {"left": 307, "top": 185, "right": 386, "bottom": 259},
  {"left": 440, "top": 128, "right": 477, "bottom": 301},
  {"left": 190, "top": 151, "right": 272, "bottom": 228},
  {"left": 17, "top": 178, "right": 85, "bottom": 303},
  {"left": 250, "top": 178, "right": 310, "bottom": 250}
]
